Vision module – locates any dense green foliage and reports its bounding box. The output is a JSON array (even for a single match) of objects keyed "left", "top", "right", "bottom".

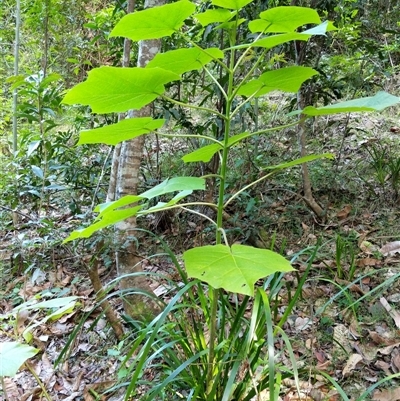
[{"left": 1, "top": 0, "right": 400, "bottom": 399}]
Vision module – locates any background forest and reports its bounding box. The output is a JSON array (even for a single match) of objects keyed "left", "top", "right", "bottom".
[{"left": 1, "top": 0, "right": 400, "bottom": 400}]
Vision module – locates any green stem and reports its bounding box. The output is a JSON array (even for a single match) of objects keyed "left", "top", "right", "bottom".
[{"left": 206, "top": 22, "right": 238, "bottom": 398}]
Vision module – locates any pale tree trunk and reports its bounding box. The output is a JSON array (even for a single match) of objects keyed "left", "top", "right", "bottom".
[
  {"left": 108, "top": 0, "right": 164, "bottom": 320},
  {"left": 292, "top": 0, "right": 326, "bottom": 219}
]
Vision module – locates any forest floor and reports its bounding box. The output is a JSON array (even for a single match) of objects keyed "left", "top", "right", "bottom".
[{"left": 1, "top": 111, "right": 400, "bottom": 401}]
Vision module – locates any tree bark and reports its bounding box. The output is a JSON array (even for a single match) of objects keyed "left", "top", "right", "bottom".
[{"left": 109, "top": 0, "right": 165, "bottom": 320}]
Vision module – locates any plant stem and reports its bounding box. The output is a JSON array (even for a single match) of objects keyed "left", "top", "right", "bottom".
[{"left": 206, "top": 22, "right": 238, "bottom": 397}]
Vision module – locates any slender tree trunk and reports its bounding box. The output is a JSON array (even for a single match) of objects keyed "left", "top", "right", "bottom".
[
  {"left": 292, "top": 0, "right": 325, "bottom": 219},
  {"left": 12, "top": 0, "right": 21, "bottom": 226},
  {"left": 109, "top": 0, "right": 164, "bottom": 320}
]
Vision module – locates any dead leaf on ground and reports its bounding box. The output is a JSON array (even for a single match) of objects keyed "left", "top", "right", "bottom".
[
  {"left": 342, "top": 353, "right": 363, "bottom": 378},
  {"left": 380, "top": 241, "right": 400, "bottom": 256},
  {"left": 337, "top": 204, "right": 352, "bottom": 220},
  {"left": 2, "top": 378, "right": 20, "bottom": 401},
  {"left": 369, "top": 330, "right": 398, "bottom": 346},
  {"left": 357, "top": 258, "right": 382, "bottom": 268},
  {"left": 380, "top": 297, "right": 400, "bottom": 328},
  {"left": 373, "top": 387, "right": 400, "bottom": 401}
]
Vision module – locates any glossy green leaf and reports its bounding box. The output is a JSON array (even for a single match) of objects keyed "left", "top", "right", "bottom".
[
  {"left": 78, "top": 118, "right": 166, "bottom": 146},
  {"left": 184, "top": 244, "right": 294, "bottom": 296},
  {"left": 237, "top": 66, "right": 318, "bottom": 97},
  {"left": 0, "top": 342, "right": 39, "bottom": 377},
  {"left": 143, "top": 190, "right": 194, "bottom": 213},
  {"left": 31, "top": 165, "right": 44, "bottom": 179},
  {"left": 253, "top": 32, "right": 310, "bottom": 49},
  {"left": 110, "top": 0, "right": 196, "bottom": 40},
  {"left": 141, "top": 177, "right": 205, "bottom": 199},
  {"left": 95, "top": 195, "right": 143, "bottom": 214},
  {"left": 146, "top": 48, "right": 223, "bottom": 75},
  {"left": 303, "top": 20, "right": 336, "bottom": 35},
  {"left": 262, "top": 153, "right": 334, "bottom": 170},
  {"left": 65, "top": 205, "right": 143, "bottom": 242},
  {"left": 62, "top": 67, "right": 180, "bottom": 113},
  {"left": 252, "top": 22, "right": 331, "bottom": 49},
  {"left": 182, "top": 143, "right": 221, "bottom": 163},
  {"left": 212, "top": 0, "right": 253, "bottom": 10},
  {"left": 301, "top": 91, "right": 400, "bottom": 116},
  {"left": 182, "top": 132, "right": 249, "bottom": 162},
  {"left": 216, "top": 18, "right": 246, "bottom": 30},
  {"left": 249, "top": 6, "right": 321, "bottom": 33},
  {"left": 194, "top": 9, "right": 235, "bottom": 26},
  {"left": 64, "top": 178, "right": 205, "bottom": 242}
]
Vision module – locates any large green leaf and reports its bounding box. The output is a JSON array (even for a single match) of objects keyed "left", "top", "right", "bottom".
[
  {"left": 301, "top": 91, "right": 400, "bottom": 116},
  {"left": 253, "top": 32, "right": 310, "bottom": 49},
  {"left": 110, "top": 0, "right": 196, "bottom": 41},
  {"left": 65, "top": 205, "right": 143, "bottom": 242},
  {"left": 78, "top": 118, "right": 166, "bottom": 146},
  {"left": 194, "top": 9, "right": 235, "bottom": 26},
  {"left": 182, "top": 143, "right": 222, "bottom": 163},
  {"left": 0, "top": 342, "right": 39, "bottom": 377},
  {"left": 62, "top": 67, "right": 180, "bottom": 113},
  {"left": 146, "top": 48, "right": 224, "bottom": 75},
  {"left": 182, "top": 132, "right": 250, "bottom": 162},
  {"left": 141, "top": 177, "right": 205, "bottom": 199},
  {"left": 249, "top": 6, "right": 321, "bottom": 33},
  {"left": 212, "top": 0, "right": 253, "bottom": 10},
  {"left": 184, "top": 244, "right": 294, "bottom": 296},
  {"left": 142, "top": 190, "right": 194, "bottom": 214},
  {"left": 64, "top": 178, "right": 205, "bottom": 242},
  {"left": 237, "top": 66, "right": 318, "bottom": 97}
]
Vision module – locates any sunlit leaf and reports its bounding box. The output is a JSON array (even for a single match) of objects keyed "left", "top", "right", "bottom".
[
  {"left": 0, "top": 342, "right": 39, "bottom": 377},
  {"left": 78, "top": 118, "right": 166, "bottom": 145},
  {"left": 301, "top": 91, "right": 400, "bottom": 116},
  {"left": 182, "top": 132, "right": 249, "bottom": 162},
  {"left": 211, "top": 0, "right": 253, "bottom": 10},
  {"left": 195, "top": 9, "right": 235, "bottom": 26},
  {"left": 64, "top": 205, "right": 143, "bottom": 242},
  {"left": 184, "top": 244, "right": 294, "bottom": 296},
  {"left": 141, "top": 177, "right": 205, "bottom": 199},
  {"left": 62, "top": 67, "right": 179, "bottom": 113},
  {"left": 253, "top": 32, "right": 310, "bottom": 49},
  {"left": 31, "top": 165, "right": 44, "bottom": 179},
  {"left": 110, "top": 0, "right": 196, "bottom": 40},
  {"left": 143, "top": 190, "right": 194, "bottom": 213},
  {"left": 237, "top": 66, "right": 318, "bottom": 97},
  {"left": 182, "top": 143, "right": 221, "bottom": 163},
  {"left": 146, "top": 48, "right": 223, "bottom": 75},
  {"left": 249, "top": 6, "right": 321, "bottom": 33}
]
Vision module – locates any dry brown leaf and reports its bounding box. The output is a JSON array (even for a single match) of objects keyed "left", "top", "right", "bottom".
[
  {"left": 392, "top": 349, "right": 400, "bottom": 373},
  {"left": 373, "top": 387, "right": 400, "bottom": 401},
  {"left": 375, "top": 360, "right": 392, "bottom": 375},
  {"left": 337, "top": 204, "right": 352, "bottom": 220},
  {"left": 336, "top": 278, "right": 366, "bottom": 295},
  {"left": 2, "top": 378, "right": 20, "bottom": 401},
  {"left": 379, "top": 343, "right": 400, "bottom": 356},
  {"left": 342, "top": 353, "right": 363, "bottom": 378},
  {"left": 380, "top": 241, "right": 400, "bottom": 256},
  {"left": 380, "top": 297, "right": 400, "bottom": 328},
  {"left": 369, "top": 330, "right": 398, "bottom": 346},
  {"left": 357, "top": 258, "right": 383, "bottom": 267}
]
